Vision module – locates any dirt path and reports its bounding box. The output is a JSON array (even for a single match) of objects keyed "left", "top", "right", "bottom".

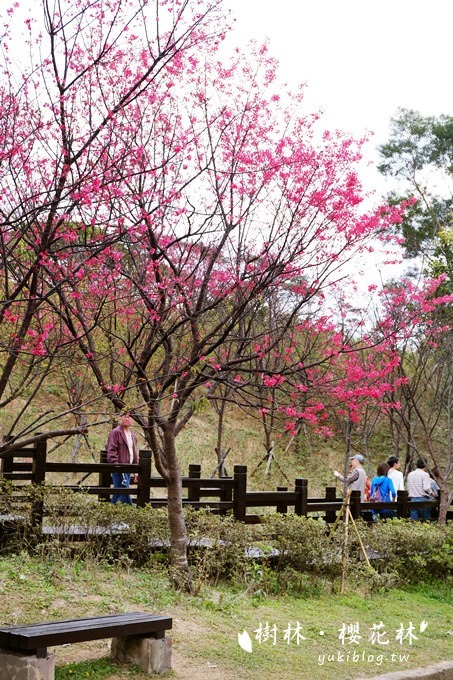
[
  {"left": 171, "top": 617, "right": 234, "bottom": 680},
  {"left": 53, "top": 614, "right": 233, "bottom": 679}
]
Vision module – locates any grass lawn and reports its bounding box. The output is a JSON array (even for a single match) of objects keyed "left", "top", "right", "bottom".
[
  {"left": 0, "top": 553, "right": 451, "bottom": 679},
  {"left": 186, "top": 585, "right": 452, "bottom": 680}
]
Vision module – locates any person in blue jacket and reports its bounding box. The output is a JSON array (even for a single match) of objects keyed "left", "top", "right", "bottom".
[{"left": 370, "top": 462, "right": 396, "bottom": 520}]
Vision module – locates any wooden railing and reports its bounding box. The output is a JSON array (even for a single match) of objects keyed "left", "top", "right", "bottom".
[{"left": 0, "top": 442, "right": 444, "bottom": 529}]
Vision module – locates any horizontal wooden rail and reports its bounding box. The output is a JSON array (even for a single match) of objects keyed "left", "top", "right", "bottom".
[
  {"left": 245, "top": 491, "right": 300, "bottom": 506},
  {"left": 1, "top": 442, "right": 447, "bottom": 533},
  {"left": 150, "top": 500, "right": 233, "bottom": 509},
  {"left": 182, "top": 478, "right": 234, "bottom": 488}
]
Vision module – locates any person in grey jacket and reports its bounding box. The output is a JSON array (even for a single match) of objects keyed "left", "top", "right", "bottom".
[
  {"left": 107, "top": 411, "right": 139, "bottom": 505},
  {"left": 333, "top": 454, "right": 367, "bottom": 501}
]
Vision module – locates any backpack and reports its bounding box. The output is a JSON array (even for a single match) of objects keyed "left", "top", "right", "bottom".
[{"left": 369, "top": 484, "right": 383, "bottom": 503}]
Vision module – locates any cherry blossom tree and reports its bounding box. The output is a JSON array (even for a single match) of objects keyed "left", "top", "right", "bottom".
[
  {"left": 53, "top": 43, "right": 411, "bottom": 585},
  {"left": 1, "top": 0, "right": 422, "bottom": 588},
  {"left": 377, "top": 277, "right": 453, "bottom": 524},
  {"left": 0, "top": 0, "right": 228, "bottom": 428},
  {"left": 246, "top": 305, "right": 405, "bottom": 473}
]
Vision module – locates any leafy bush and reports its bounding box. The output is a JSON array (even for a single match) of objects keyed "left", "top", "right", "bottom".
[
  {"left": 265, "top": 513, "right": 343, "bottom": 578},
  {"left": 2, "top": 486, "right": 451, "bottom": 593},
  {"left": 28, "top": 488, "right": 170, "bottom": 565},
  {"left": 185, "top": 509, "right": 257, "bottom": 590},
  {"left": 364, "top": 519, "right": 452, "bottom": 584}
]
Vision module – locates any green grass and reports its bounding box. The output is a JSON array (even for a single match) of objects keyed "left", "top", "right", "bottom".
[
  {"left": 191, "top": 584, "right": 452, "bottom": 680},
  {"left": 0, "top": 553, "right": 451, "bottom": 679},
  {"left": 57, "top": 658, "right": 123, "bottom": 679}
]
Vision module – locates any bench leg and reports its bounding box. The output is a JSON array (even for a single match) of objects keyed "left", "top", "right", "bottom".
[
  {"left": 111, "top": 635, "right": 172, "bottom": 674},
  {"left": 0, "top": 649, "right": 55, "bottom": 680}
]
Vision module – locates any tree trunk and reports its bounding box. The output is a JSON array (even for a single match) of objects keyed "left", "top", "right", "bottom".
[
  {"left": 163, "top": 427, "right": 192, "bottom": 592},
  {"left": 215, "top": 399, "right": 228, "bottom": 477},
  {"left": 342, "top": 418, "right": 353, "bottom": 496},
  {"left": 437, "top": 480, "right": 451, "bottom": 526}
]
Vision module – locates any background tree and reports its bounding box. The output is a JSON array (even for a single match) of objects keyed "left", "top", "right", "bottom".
[
  {"left": 378, "top": 108, "right": 452, "bottom": 269},
  {"left": 377, "top": 277, "right": 453, "bottom": 523},
  {"left": 378, "top": 109, "right": 452, "bottom": 522}
]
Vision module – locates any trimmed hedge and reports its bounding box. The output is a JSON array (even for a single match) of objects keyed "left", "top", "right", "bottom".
[{"left": 1, "top": 489, "right": 451, "bottom": 593}]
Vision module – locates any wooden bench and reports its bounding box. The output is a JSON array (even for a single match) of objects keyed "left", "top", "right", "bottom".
[{"left": 0, "top": 612, "right": 172, "bottom": 677}]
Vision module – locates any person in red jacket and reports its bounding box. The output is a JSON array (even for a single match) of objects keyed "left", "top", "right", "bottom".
[{"left": 106, "top": 411, "right": 139, "bottom": 505}]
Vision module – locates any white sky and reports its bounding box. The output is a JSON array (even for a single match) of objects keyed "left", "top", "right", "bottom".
[
  {"left": 3, "top": 0, "right": 450, "bottom": 290},
  {"left": 225, "top": 0, "right": 453, "bottom": 191},
  {"left": 225, "top": 0, "right": 452, "bottom": 290}
]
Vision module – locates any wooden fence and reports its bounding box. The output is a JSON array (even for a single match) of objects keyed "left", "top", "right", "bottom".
[{"left": 0, "top": 440, "right": 443, "bottom": 529}]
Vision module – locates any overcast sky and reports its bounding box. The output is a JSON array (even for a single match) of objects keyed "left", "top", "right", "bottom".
[
  {"left": 224, "top": 0, "right": 452, "bottom": 291},
  {"left": 225, "top": 0, "right": 452, "bottom": 190}
]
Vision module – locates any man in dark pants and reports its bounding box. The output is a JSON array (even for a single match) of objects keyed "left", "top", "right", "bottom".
[
  {"left": 407, "top": 459, "right": 434, "bottom": 520},
  {"left": 106, "top": 411, "right": 138, "bottom": 505}
]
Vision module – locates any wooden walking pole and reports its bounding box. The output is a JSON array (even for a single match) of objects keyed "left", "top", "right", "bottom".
[
  {"left": 329, "top": 490, "right": 373, "bottom": 594},
  {"left": 328, "top": 490, "right": 350, "bottom": 539},
  {"left": 341, "top": 493, "right": 350, "bottom": 594}
]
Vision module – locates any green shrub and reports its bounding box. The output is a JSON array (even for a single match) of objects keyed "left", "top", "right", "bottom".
[
  {"left": 265, "top": 513, "right": 343, "bottom": 578},
  {"left": 2, "top": 485, "right": 451, "bottom": 594},
  {"left": 185, "top": 509, "right": 256, "bottom": 589},
  {"left": 364, "top": 519, "right": 452, "bottom": 584},
  {"left": 25, "top": 488, "right": 170, "bottom": 565}
]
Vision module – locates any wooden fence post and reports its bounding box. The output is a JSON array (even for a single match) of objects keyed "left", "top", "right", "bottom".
[
  {"left": 233, "top": 465, "right": 247, "bottom": 522},
  {"left": 276, "top": 486, "right": 288, "bottom": 514},
  {"left": 99, "top": 451, "right": 111, "bottom": 502},
  {"left": 31, "top": 440, "right": 47, "bottom": 528},
  {"left": 136, "top": 450, "right": 152, "bottom": 507},
  {"left": 325, "top": 486, "right": 337, "bottom": 523},
  {"left": 1, "top": 448, "right": 13, "bottom": 475},
  {"left": 397, "top": 489, "right": 409, "bottom": 519},
  {"left": 31, "top": 440, "right": 46, "bottom": 485},
  {"left": 1, "top": 435, "right": 14, "bottom": 476},
  {"left": 294, "top": 478, "right": 308, "bottom": 516},
  {"left": 350, "top": 489, "right": 361, "bottom": 519},
  {"left": 187, "top": 464, "right": 201, "bottom": 503}
]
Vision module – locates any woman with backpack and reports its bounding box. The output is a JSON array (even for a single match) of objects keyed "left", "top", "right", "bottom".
[{"left": 369, "top": 462, "right": 397, "bottom": 520}]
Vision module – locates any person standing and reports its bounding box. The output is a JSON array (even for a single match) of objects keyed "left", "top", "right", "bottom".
[
  {"left": 333, "top": 454, "right": 367, "bottom": 501},
  {"left": 387, "top": 456, "right": 404, "bottom": 494},
  {"left": 370, "top": 462, "right": 396, "bottom": 520},
  {"left": 106, "top": 411, "right": 139, "bottom": 505},
  {"left": 406, "top": 459, "right": 434, "bottom": 520}
]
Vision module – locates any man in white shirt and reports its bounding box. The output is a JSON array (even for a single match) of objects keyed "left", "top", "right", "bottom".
[
  {"left": 387, "top": 456, "right": 404, "bottom": 494},
  {"left": 407, "top": 459, "right": 434, "bottom": 520}
]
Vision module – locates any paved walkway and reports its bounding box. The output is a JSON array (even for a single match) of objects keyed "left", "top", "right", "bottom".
[{"left": 359, "top": 660, "right": 453, "bottom": 680}]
